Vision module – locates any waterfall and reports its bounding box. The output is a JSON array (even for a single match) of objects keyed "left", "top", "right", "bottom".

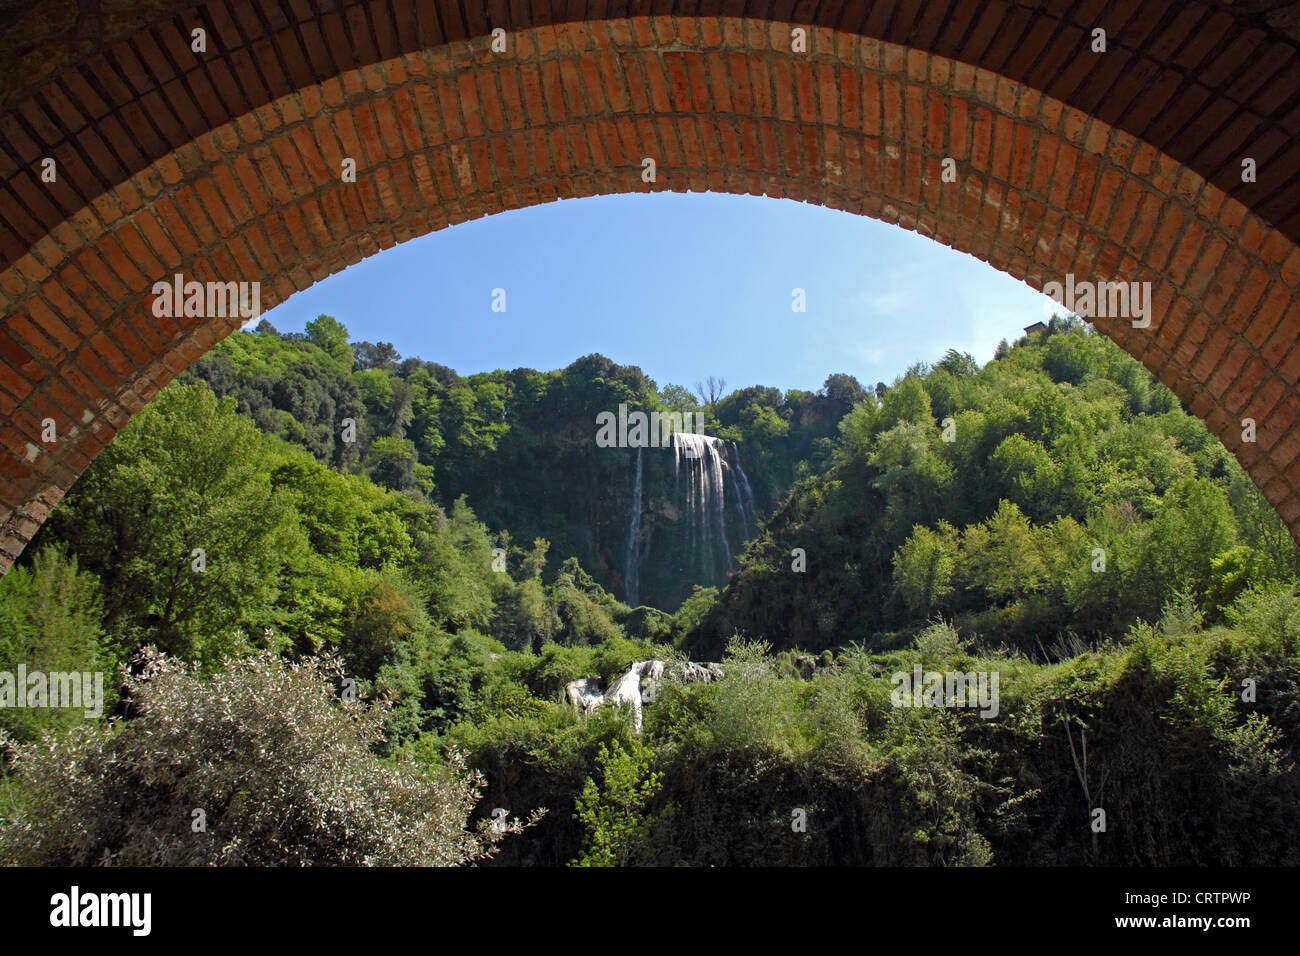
[
  {"left": 622, "top": 431, "right": 761, "bottom": 605},
  {"left": 672, "top": 432, "right": 737, "bottom": 584},
  {"left": 625, "top": 446, "right": 644, "bottom": 607},
  {"left": 732, "top": 455, "right": 759, "bottom": 541}
]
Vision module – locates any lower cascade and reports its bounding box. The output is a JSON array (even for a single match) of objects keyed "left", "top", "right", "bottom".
[{"left": 565, "top": 660, "right": 725, "bottom": 733}]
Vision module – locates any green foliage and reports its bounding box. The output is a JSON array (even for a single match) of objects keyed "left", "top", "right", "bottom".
[
  {"left": 892, "top": 522, "right": 958, "bottom": 618},
  {"left": 189, "top": 327, "right": 862, "bottom": 610},
  {"left": 571, "top": 737, "right": 670, "bottom": 866},
  {"left": 0, "top": 548, "right": 117, "bottom": 741},
  {"left": 876, "top": 375, "right": 933, "bottom": 432},
  {"left": 912, "top": 619, "right": 965, "bottom": 663},
  {"left": 1224, "top": 581, "right": 1300, "bottom": 647},
  {"left": 367, "top": 436, "right": 421, "bottom": 494},
  {"left": 1206, "top": 546, "right": 1276, "bottom": 620},
  {"left": 329, "top": 565, "right": 431, "bottom": 682},
  {"left": 447, "top": 618, "right": 1300, "bottom": 866},
  {"left": 10, "top": 310, "right": 1300, "bottom": 869},
  {"left": 34, "top": 383, "right": 304, "bottom": 662},
  {"left": 688, "top": 321, "right": 1299, "bottom": 657},
  {"left": 305, "top": 314, "right": 355, "bottom": 370},
  {"left": 0, "top": 651, "right": 534, "bottom": 865},
  {"left": 672, "top": 585, "right": 720, "bottom": 644},
  {"left": 961, "top": 501, "right": 1044, "bottom": 603},
  {"left": 659, "top": 383, "right": 696, "bottom": 412},
  {"left": 548, "top": 558, "right": 625, "bottom": 646}
]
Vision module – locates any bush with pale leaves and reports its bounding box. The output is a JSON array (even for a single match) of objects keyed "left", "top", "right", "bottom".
[{"left": 0, "top": 649, "right": 539, "bottom": 865}]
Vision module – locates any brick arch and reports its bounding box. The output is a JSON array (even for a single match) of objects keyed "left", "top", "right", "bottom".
[{"left": 1, "top": 6, "right": 1299, "bottom": 570}]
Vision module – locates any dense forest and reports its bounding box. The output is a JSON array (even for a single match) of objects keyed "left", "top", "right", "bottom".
[
  {"left": 181, "top": 316, "right": 859, "bottom": 609},
  {"left": 2, "top": 314, "right": 1298, "bottom": 866}
]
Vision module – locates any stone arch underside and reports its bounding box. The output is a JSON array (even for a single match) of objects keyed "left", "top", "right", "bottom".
[{"left": 1, "top": 3, "right": 1299, "bottom": 570}]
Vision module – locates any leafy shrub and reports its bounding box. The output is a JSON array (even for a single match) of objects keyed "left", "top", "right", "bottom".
[
  {"left": 0, "top": 548, "right": 117, "bottom": 742},
  {"left": 0, "top": 650, "right": 536, "bottom": 866},
  {"left": 571, "top": 737, "right": 671, "bottom": 866},
  {"left": 913, "top": 618, "right": 965, "bottom": 663}
]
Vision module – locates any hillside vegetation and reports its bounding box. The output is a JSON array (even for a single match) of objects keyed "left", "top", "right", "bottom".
[{"left": 2, "top": 314, "right": 1297, "bottom": 866}]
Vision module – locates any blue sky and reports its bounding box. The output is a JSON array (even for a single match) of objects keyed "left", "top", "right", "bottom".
[{"left": 261, "top": 191, "right": 1055, "bottom": 394}]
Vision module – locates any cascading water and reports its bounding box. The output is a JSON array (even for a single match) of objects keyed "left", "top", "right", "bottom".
[
  {"left": 675, "top": 432, "right": 755, "bottom": 585},
  {"left": 623, "top": 431, "right": 761, "bottom": 605},
  {"left": 625, "top": 446, "right": 644, "bottom": 607},
  {"left": 733, "top": 460, "right": 759, "bottom": 540}
]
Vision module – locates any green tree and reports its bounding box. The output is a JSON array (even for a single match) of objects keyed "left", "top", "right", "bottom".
[
  {"left": 0, "top": 548, "right": 116, "bottom": 740},
  {"left": 991, "top": 433, "right": 1063, "bottom": 523},
  {"left": 1205, "top": 545, "right": 1275, "bottom": 620},
  {"left": 330, "top": 566, "right": 431, "bottom": 682},
  {"left": 38, "top": 383, "right": 304, "bottom": 661},
  {"left": 823, "top": 373, "right": 867, "bottom": 409},
  {"left": 1227, "top": 467, "right": 1299, "bottom": 578},
  {"left": 870, "top": 422, "right": 954, "bottom": 542},
  {"left": 961, "top": 501, "right": 1043, "bottom": 603},
  {"left": 368, "top": 436, "right": 420, "bottom": 493},
  {"left": 934, "top": 349, "right": 980, "bottom": 379},
  {"left": 305, "top": 313, "right": 355, "bottom": 370},
  {"left": 877, "top": 375, "right": 933, "bottom": 432},
  {"left": 571, "top": 736, "right": 669, "bottom": 866},
  {"left": 892, "top": 522, "right": 959, "bottom": 619},
  {"left": 1147, "top": 477, "right": 1237, "bottom": 603},
  {"left": 659, "top": 383, "right": 697, "bottom": 412}
]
